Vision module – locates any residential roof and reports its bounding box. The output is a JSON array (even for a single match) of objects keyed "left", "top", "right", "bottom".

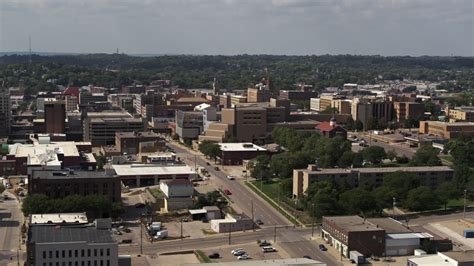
[
  {"left": 323, "top": 216, "right": 384, "bottom": 232},
  {"left": 29, "top": 226, "right": 115, "bottom": 244},
  {"left": 112, "top": 164, "right": 196, "bottom": 176},
  {"left": 316, "top": 122, "right": 345, "bottom": 132},
  {"left": 30, "top": 213, "right": 88, "bottom": 225},
  {"left": 218, "top": 143, "right": 267, "bottom": 152}
]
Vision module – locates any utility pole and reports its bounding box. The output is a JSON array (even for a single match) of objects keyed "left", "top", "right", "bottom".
[
  {"left": 140, "top": 218, "right": 143, "bottom": 254},
  {"left": 194, "top": 154, "right": 197, "bottom": 171},
  {"left": 273, "top": 225, "right": 277, "bottom": 243},
  {"left": 228, "top": 226, "right": 232, "bottom": 245},
  {"left": 251, "top": 200, "right": 255, "bottom": 231},
  {"left": 311, "top": 203, "right": 315, "bottom": 237},
  {"left": 392, "top": 197, "right": 396, "bottom": 218},
  {"left": 464, "top": 189, "right": 468, "bottom": 218},
  {"left": 181, "top": 219, "right": 183, "bottom": 240}
]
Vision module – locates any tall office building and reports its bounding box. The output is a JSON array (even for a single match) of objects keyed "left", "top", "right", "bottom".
[
  {"left": 0, "top": 87, "right": 11, "bottom": 137},
  {"left": 44, "top": 99, "right": 66, "bottom": 134}
]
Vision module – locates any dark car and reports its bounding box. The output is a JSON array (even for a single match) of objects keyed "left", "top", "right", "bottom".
[
  {"left": 208, "top": 252, "right": 220, "bottom": 259},
  {"left": 255, "top": 219, "right": 264, "bottom": 225},
  {"left": 214, "top": 166, "right": 220, "bottom": 171},
  {"left": 258, "top": 240, "right": 271, "bottom": 247},
  {"left": 134, "top": 203, "right": 146, "bottom": 208},
  {"left": 319, "top": 244, "right": 327, "bottom": 251},
  {"left": 206, "top": 162, "right": 210, "bottom": 165},
  {"left": 303, "top": 256, "right": 312, "bottom": 259}
]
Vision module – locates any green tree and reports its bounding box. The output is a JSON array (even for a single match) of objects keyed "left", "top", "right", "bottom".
[
  {"left": 307, "top": 181, "right": 341, "bottom": 218},
  {"left": 383, "top": 172, "right": 421, "bottom": 200},
  {"left": 386, "top": 150, "right": 397, "bottom": 162},
  {"left": 362, "top": 146, "right": 386, "bottom": 165},
  {"left": 95, "top": 155, "right": 107, "bottom": 170},
  {"left": 409, "top": 146, "right": 441, "bottom": 166},
  {"left": 404, "top": 187, "right": 440, "bottom": 211},
  {"left": 199, "top": 141, "right": 221, "bottom": 162},
  {"left": 0, "top": 183, "right": 4, "bottom": 194},
  {"left": 435, "top": 182, "right": 459, "bottom": 210},
  {"left": 345, "top": 117, "right": 354, "bottom": 131},
  {"left": 354, "top": 120, "right": 364, "bottom": 131},
  {"left": 338, "top": 151, "right": 355, "bottom": 168},
  {"left": 373, "top": 186, "right": 397, "bottom": 211},
  {"left": 250, "top": 155, "right": 271, "bottom": 180},
  {"left": 320, "top": 107, "right": 338, "bottom": 114},
  {"left": 339, "top": 188, "right": 376, "bottom": 216}
]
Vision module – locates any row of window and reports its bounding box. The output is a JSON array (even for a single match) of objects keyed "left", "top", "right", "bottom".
[
  {"left": 43, "top": 261, "right": 110, "bottom": 266},
  {"left": 42, "top": 248, "right": 110, "bottom": 259}
]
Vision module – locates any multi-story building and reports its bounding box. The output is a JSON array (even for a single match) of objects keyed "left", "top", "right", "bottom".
[
  {"left": 45, "top": 99, "right": 66, "bottom": 134},
  {"left": 83, "top": 111, "right": 145, "bottom": 146},
  {"left": 219, "top": 94, "right": 232, "bottom": 109},
  {"left": 322, "top": 216, "right": 386, "bottom": 257},
  {"left": 0, "top": 87, "right": 11, "bottom": 137},
  {"left": 352, "top": 98, "right": 393, "bottom": 129},
  {"left": 115, "top": 131, "right": 164, "bottom": 154},
  {"left": 279, "top": 85, "right": 318, "bottom": 101},
  {"left": 408, "top": 250, "right": 474, "bottom": 266},
  {"left": 331, "top": 99, "right": 352, "bottom": 115},
  {"left": 26, "top": 224, "right": 119, "bottom": 266},
  {"left": 319, "top": 94, "right": 337, "bottom": 112},
  {"left": 446, "top": 106, "right": 474, "bottom": 122},
  {"left": 247, "top": 87, "right": 270, "bottom": 103},
  {"left": 393, "top": 102, "right": 425, "bottom": 123},
  {"left": 175, "top": 111, "right": 204, "bottom": 141},
  {"left": 160, "top": 179, "right": 194, "bottom": 212},
  {"left": 419, "top": 121, "right": 474, "bottom": 139},
  {"left": 230, "top": 95, "right": 247, "bottom": 107},
  {"left": 310, "top": 98, "right": 321, "bottom": 112},
  {"left": 79, "top": 91, "right": 107, "bottom": 105},
  {"left": 65, "top": 95, "right": 79, "bottom": 112},
  {"left": 29, "top": 169, "right": 121, "bottom": 203},
  {"left": 293, "top": 164, "right": 453, "bottom": 197}
]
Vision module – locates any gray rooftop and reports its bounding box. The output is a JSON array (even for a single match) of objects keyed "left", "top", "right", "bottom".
[
  {"left": 31, "top": 170, "right": 117, "bottom": 180},
  {"left": 323, "top": 216, "right": 385, "bottom": 232},
  {"left": 29, "top": 226, "right": 115, "bottom": 244}
]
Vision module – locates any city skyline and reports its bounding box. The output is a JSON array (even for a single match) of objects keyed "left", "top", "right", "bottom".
[{"left": 0, "top": 0, "right": 472, "bottom": 56}]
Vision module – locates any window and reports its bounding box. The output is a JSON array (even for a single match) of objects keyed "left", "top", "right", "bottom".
[
  {"left": 100, "top": 261, "right": 103, "bottom": 266},
  {"left": 106, "top": 249, "right": 110, "bottom": 256},
  {"left": 69, "top": 250, "right": 72, "bottom": 257},
  {"left": 94, "top": 261, "right": 97, "bottom": 266},
  {"left": 69, "top": 262, "right": 72, "bottom": 266},
  {"left": 81, "top": 250, "right": 85, "bottom": 257},
  {"left": 88, "top": 249, "right": 91, "bottom": 257},
  {"left": 49, "top": 251, "right": 53, "bottom": 258},
  {"left": 94, "top": 249, "right": 97, "bottom": 256},
  {"left": 43, "top": 263, "right": 46, "bottom": 266},
  {"left": 43, "top": 251, "right": 46, "bottom": 259},
  {"left": 56, "top": 251, "right": 59, "bottom": 258},
  {"left": 106, "top": 261, "right": 110, "bottom": 266},
  {"left": 62, "top": 250, "right": 65, "bottom": 258},
  {"left": 75, "top": 250, "right": 78, "bottom": 257}
]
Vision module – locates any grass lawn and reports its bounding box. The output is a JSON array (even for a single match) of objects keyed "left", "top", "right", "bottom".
[
  {"left": 248, "top": 180, "right": 314, "bottom": 225},
  {"left": 446, "top": 198, "right": 474, "bottom": 208}
]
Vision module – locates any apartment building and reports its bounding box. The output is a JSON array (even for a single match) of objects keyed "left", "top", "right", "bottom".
[
  {"left": 310, "top": 98, "right": 320, "bottom": 112},
  {"left": 419, "top": 121, "right": 474, "bottom": 139},
  {"left": 175, "top": 110, "right": 204, "bottom": 140},
  {"left": 79, "top": 91, "right": 107, "bottom": 105},
  {"left": 352, "top": 99, "right": 393, "bottom": 129},
  {"left": 230, "top": 95, "right": 247, "bottom": 106},
  {"left": 393, "top": 102, "right": 425, "bottom": 123},
  {"left": 83, "top": 111, "right": 145, "bottom": 146},
  {"left": 279, "top": 89, "right": 318, "bottom": 101},
  {"left": 319, "top": 95, "right": 336, "bottom": 111},
  {"left": 29, "top": 169, "right": 121, "bottom": 203},
  {"left": 331, "top": 99, "right": 352, "bottom": 114},
  {"left": 446, "top": 106, "right": 474, "bottom": 122},
  {"left": 0, "top": 87, "right": 11, "bottom": 137},
  {"left": 293, "top": 164, "right": 453, "bottom": 197},
  {"left": 45, "top": 99, "right": 66, "bottom": 134}
]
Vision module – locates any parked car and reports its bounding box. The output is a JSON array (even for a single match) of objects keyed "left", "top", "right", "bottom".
[
  {"left": 121, "top": 239, "right": 132, "bottom": 244},
  {"left": 255, "top": 219, "right": 264, "bottom": 225},
  {"left": 206, "top": 162, "right": 210, "bottom": 165},
  {"left": 226, "top": 175, "right": 235, "bottom": 180},
  {"left": 231, "top": 248, "right": 244, "bottom": 255},
  {"left": 214, "top": 166, "right": 220, "bottom": 171},
  {"left": 224, "top": 189, "right": 232, "bottom": 195},
  {"left": 208, "top": 252, "right": 220, "bottom": 259},
  {"left": 238, "top": 254, "right": 250, "bottom": 260},
  {"left": 303, "top": 256, "right": 312, "bottom": 259},
  {"left": 262, "top": 246, "right": 276, "bottom": 253},
  {"left": 258, "top": 240, "right": 271, "bottom": 247},
  {"left": 233, "top": 250, "right": 246, "bottom": 256},
  {"left": 319, "top": 244, "right": 327, "bottom": 251}
]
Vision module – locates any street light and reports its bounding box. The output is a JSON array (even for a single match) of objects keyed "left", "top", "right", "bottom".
[
  {"left": 392, "top": 197, "right": 396, "bottom": 217},
  {"left": 464, "top": 189, "right": 468, "bottom": 219}
]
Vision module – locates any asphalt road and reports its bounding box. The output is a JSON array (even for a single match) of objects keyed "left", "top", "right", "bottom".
[
  {"left": 166, "top": 142, "right": 341, "bottom": 265},
  {"left": 119, "top": 227, "right": 341, "bottom": 265},
  {"left": 0, "top": 192, "right": 24, "bottom": 265},
  {"left": 351, "top": 132, "right": 416, "bottom": 158}
]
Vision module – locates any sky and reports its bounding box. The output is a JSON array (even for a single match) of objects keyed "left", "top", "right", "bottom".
[{"left": 0, "top": 0, "right": 472, "bottom": 56}]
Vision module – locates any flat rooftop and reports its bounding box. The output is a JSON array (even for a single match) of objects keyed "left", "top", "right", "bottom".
[
  {"left": 29, "top": 226, "right": 115, "bottom": 244},
  {"left": 116, "top": 131, "right": 159, "bottom": 138},
  {"left": 86, "top": 111, "right": 132, "bottom": 118},
  {"left": 323, "top": 216, "right": 384, "bottom": 232},
  {"left": 30, "top": 213, "right": 88, "bottom": 225},
  {"left": 367, "top": 218, "right": 412, "bottom": 233},
  {"left": 31, "top": 170, "right": 116, "bottom": 180},
  {"left": 442, "top": 250, "right": 474, "bottom": 262},
  {"left": 112, "top": 164, "right": 196, "bottom": 176},
  {"left": 218, "top": 143, "right": 266, "bottom": 152},
  {"left": 9, "top": 142, "right": 81, "bottom": 158}
]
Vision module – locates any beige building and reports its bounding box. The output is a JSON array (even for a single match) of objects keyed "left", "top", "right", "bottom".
[
  {"left": 230, "top": 95, "right": 247, "bottom": 106},
  {"left": 247, "top": 87, "right": 270, "bottom": 103},
  {"left": 419, "top": 121, "right": 474, "bottom": 139},
  {"left": 446, "top": 107, "right": 474, "bottom": 122},
  {"left": 393, "top": 102, "right": 425, "bottom": 123},
  {"left": 319, "top": 95, "right": 335, "bottom": 111},
  {"left": 331, "top": 99, "right": 352, "bottom": 114},
  {"left": 293, "top": 164, "right": 453, "bottom": 197}
]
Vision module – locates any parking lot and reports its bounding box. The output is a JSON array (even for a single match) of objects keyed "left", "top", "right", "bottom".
[
  {"left": 204, "top": 242, "right": 283, "bottom": 262},
  {"left": 165, "top": 220, "right": 212, "bottom": 239}
]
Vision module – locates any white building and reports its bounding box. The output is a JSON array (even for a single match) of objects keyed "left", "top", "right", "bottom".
[
  {"left": 111, "top": 164, "right": 197, "bottom": 187},
  {"left": 310, "top": 98, "right": 320, "bottom": 112},
  {"left": 408, "top": 250, "right": 474, "bottom": 266},
  {"left": 210, "top": 213, "right": 253, "bottom": 233},
  {"left": 160, "top": 179, "right": 194, "bottom": 212}
]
